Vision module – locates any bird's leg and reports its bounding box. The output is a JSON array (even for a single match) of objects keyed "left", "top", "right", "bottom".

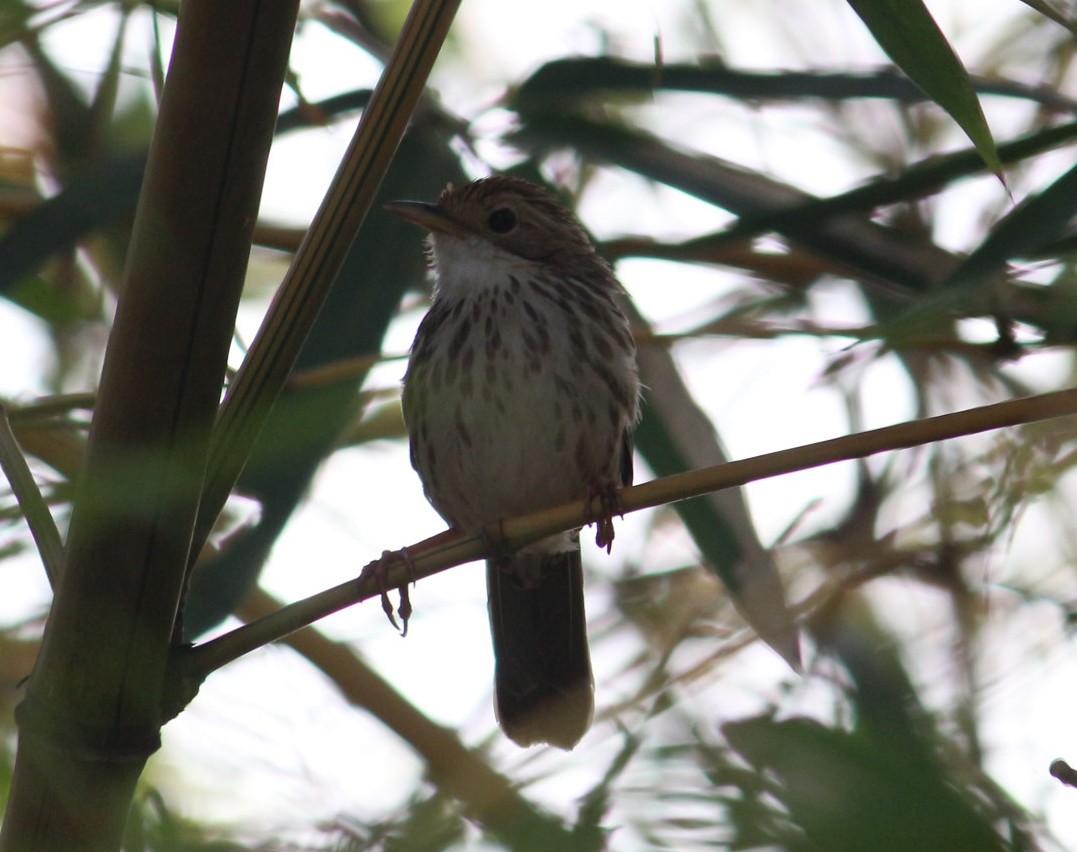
[
  {"left": 586, "top": 479, "right": 624, "bottom": 554},
  {"left": 477, "top": 522, "right": 513, "bottom": 562}
]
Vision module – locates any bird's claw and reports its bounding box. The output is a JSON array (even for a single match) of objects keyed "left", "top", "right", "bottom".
[
  {"left": 586, "top": 480, "right": 623, "bottom": 553},
  {"left": 361, "top": 548, "right": 415, "bottom": 637}
]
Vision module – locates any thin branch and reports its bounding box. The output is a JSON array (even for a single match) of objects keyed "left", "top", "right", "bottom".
[
  {"left": 176, "top": 386, "right": 1077, "bottom": 687},
  {"left": 1018, "top": 0, "right": 1077, "bottom": 37},
  {"left": 0, "top": 403, "right": 64, "bottom": 588},
  {"left": 1050, "top": 759, "right": 1077, "bottom": 788},
  {"left": 3, "top": 394, "right": 95, "bottom": 421}
]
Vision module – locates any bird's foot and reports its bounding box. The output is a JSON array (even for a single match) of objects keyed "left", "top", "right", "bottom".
[
  {"left": 360, "top": 548, "right": 415, "bottom": 637},
  {"left": 586, "top": 479, "right": 624, "bottom": 553}
]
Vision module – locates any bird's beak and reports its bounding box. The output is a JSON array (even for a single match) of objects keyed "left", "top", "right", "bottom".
[{"left": 384, "top": 200, "right": 470, "bottom": 237}]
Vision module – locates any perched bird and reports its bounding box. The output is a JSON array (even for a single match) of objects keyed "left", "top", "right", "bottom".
[{"left": 389, "top": 176, "right": 639, "bottom": 749}]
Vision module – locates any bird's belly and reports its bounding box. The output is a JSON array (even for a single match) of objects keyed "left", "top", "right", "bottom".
[{"left": 418, "top": 344, "right": 622, "bottom": 531}]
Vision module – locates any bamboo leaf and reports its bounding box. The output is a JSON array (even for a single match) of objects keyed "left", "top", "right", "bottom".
[
  {"left": 514, "top": 56, "right": 1077, "bottom": 114},
  {"left": 715, "top": 121, "right": 1077, "bottom": 246},
  {"left": 0, "top": 404, "right": 63, "bottom": 587},
  {"left": 512, "top": 115, "right": 957, "bottom": 296},
  {"left": 846, "top": 0, "right": 1004, "bottom": 177},
  {"left": 725, "top": 715, "right": 1004, "bottom": 851},
  {"left": 629, "top": 301, "right": 800, "bottom": 669},
  {"left": 883, "top": 159, "right": 1077, "bottom": 340}
]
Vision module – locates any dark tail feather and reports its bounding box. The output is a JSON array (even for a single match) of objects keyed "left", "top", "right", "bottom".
[{"left": 486, "top": 551, "right": 593, "bottom": 749}]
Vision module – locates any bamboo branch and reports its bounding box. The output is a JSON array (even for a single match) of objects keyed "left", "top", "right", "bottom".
[
  {"left": 176, "top": 386, "right": 1077, "bottom": 686},
  {"left": 0, "top": 403, "right": 64, "bottom": 588}
]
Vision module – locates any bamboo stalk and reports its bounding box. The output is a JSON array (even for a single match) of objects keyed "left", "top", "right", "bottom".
[{"left": 0, "top": 1, "right": 300, "bottom": 847}]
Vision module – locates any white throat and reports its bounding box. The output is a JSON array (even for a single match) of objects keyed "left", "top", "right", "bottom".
[{"left": 431, "top": 233, "right": 534, "bottom": 298}]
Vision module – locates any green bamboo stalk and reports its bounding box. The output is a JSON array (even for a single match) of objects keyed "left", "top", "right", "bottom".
[{"left": 0, "top": 0, "right": 299, "bottom": 847}]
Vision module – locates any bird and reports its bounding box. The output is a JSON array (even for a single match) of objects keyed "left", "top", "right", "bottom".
[{"left": 388, "top": 175, "right": 640, "bottom": 749}]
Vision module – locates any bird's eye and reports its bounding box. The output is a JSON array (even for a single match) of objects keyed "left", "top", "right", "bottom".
[{"left": 487, "top": 207, "right": 517, "bottom": 234}]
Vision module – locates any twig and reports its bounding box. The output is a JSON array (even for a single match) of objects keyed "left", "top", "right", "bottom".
[
  {"left": 0, "top": 403, "right": 64, "bottom": 588},
  {"left": 176, "top": 386, "right": 1077, "bottom": 685},
  {"left": 1050, "top": 759, "right": 1077, "bottom": 789}
]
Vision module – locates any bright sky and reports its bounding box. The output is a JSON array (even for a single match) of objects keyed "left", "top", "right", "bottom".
[{"left": 3, "top": 0, "right": 1076, "bottom": 846}]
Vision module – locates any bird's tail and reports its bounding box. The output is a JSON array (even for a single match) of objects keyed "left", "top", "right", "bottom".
[{"left": 486, "top": 550, "right": 594, "bottom": 749}]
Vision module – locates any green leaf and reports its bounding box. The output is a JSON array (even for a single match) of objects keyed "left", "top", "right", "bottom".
[
  {"left": 883, "top": 159, "right": 1077, "bottom": 341},
  {"left": 846, "top": 0, "right": 1004, "bottom": 178},
  {"left": 716, "top": 121, "right": 1077, "bottom": 247},
  {"left": 513, "top": 56, "right": 1077, "bottom": 114},
  {"left": 724, "top": 715, "right": 1006, "bottom": 852},
  {"left": 6, "top": 275, "right": 93, "bottom": 324},
  {"left": 632, "top": 362, "right": 800, "bottom": 669}
]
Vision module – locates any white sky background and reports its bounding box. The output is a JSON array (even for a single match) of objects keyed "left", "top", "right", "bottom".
[{"left": 3, "top": 0, "right": 1077, "bottom": 846}]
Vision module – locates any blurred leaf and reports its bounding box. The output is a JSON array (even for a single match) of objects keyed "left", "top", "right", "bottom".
[
  {"left": 574, "top": 731, "right": 643, "bottom": 846},
  {"left": 512, "top": 114, "right": 956, "bottom": 298},
  {"left": 1015, "top": 0, "right": 1077, "bottom": 36},
  {"left": 19, "top": 33, "right": 94, "bottom": 164},
  {"left": 631, "top": 305, "right": 800, "bottom": 668},
  {"left": 846, "top": 0, "right": 1004, "bottom": 176},
  {"left": 9, "top": 405, "right": 89, "bottom": 481},
  {"left": 513, "top": 57, "right": 1077, "bottom": 113},
  {"left": 725, "top": 715, "right": 1005, "bottom": 852},
  {"left": 718, "top": 121, "right": 1077, "bottom": 246},
  {"left": 0, "top": 91, "right": 377, "bottom": 300},
  {"left": 5, "top": 275, "right": 95, "bottom": 324},
  {"left": 337, "top": 790, "right": 468, "bottom": 852},
  {"left": 885, "top": 159, "right": 1077, "bottom": 341},
  {"left": 942, "top": 160, "right": 1077, "bottom": 287},
  {"left": 123, "top": 787, "right": 248, "bottom": 851},
  {"left": 0, "top": 153, "right": 146, "bottom": 295}
]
